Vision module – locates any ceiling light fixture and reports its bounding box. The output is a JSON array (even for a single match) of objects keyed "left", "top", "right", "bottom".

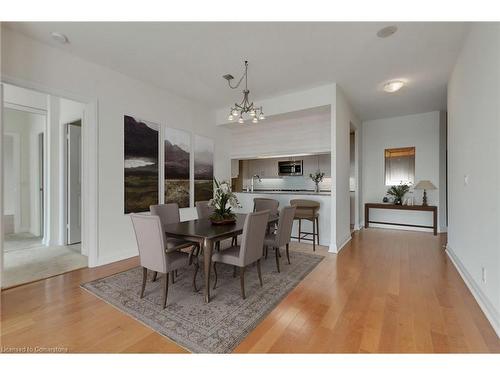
[
  {"left": 376, "top": 25, "right": 398, "bottom": 38},
  {"left": 383, "top": 80, "right": 405, "bottom": 93},
  {"left": 50, "top": 32, "right": 69, "bottom": 44},
  {"left": 224, "top": 61, "right": 265, "bottom": 124}
]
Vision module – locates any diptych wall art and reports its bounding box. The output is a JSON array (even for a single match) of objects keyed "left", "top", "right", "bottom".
[
  {"left": 124, "top": 115, "right": 159, "bottom": 213},
  {"left": 194, "top": 135, "right": 214, "bottom": 202},
  {"left": 165, "top": 127, "right": 191, "bottom": 208}
]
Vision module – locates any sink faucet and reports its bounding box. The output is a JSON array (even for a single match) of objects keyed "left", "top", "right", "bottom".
[{"left": 251, "top": 174, "right": 262, "bottom": 192}]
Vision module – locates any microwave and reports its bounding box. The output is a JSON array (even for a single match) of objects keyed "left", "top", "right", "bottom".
[{"left": 278, "top": 160, "right": 303, "bottom": 176}]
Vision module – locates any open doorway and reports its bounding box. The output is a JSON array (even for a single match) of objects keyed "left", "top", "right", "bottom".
[
  {"left": 2, "top": 84, "right": 88, "bottom": 288},
  {"left": 349, "top": 128, "right": 356, "bottom": 233}
]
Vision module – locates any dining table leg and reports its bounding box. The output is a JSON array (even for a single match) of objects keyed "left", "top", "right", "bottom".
[{"left": 203, "top": 238, "right": 214, "bottom": 303}]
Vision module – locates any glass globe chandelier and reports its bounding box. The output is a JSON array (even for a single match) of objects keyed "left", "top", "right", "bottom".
[{"left": 223, "top": 60, "right": 265, "bottom": 124}]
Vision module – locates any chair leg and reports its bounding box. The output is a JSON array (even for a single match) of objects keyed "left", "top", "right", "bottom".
[
  {"left": 264, "top": 245, "right": 268, "bottom": 259},
  {"left": 193, "top": 262, "right": 199, "bottom": 292},
  {"left": 256, "top": 259, "right": 263, "bottom": 287},
  {"left": 240, "top": 267, "right": 246, "bottom": 299},
  {"left": 233, "top": 265, "right": 237, "bottom": 278},
  {"left": 213, "top": 262, "right": 218, "bottom": 289},
  {"left": 286, "top": 243, "right": 291, "bottom": 264},
  {"left": 140, "top": 267, "right": 147, "bottom": 298},
  {"left": 170, "top": 271, "right": 175, "bottom": 284},
  {"left": 162, "top": 272, "right": 169, "bottom": 309},
  {"left": 316, "top": 217, "right": 320, "bottom": 245},
  {"left": 275, "top": 247, "right": 281, "bottom": 273},
  {"left": 298, "top": 219, "right": 302, "bottom": 242},
  {"left": 312, "top": 218, "right": 316, "bottom": 252},
  {"left": 152, "top": 271, "right": 158, "bottom": 282}
]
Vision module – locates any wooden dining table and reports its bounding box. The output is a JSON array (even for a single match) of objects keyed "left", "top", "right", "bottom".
[{"left": 163, "top": 213, "right": 278, "bottom": 303}]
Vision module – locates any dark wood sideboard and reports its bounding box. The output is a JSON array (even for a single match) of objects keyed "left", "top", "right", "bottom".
[{"left": 364, "top": 203, "right": 438, "bottom": 235}]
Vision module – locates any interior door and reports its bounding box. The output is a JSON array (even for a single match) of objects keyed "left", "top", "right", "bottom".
[
  {"left": 38, "top": 132, "right": 44, "bottom": 237},
  {"left": 67, "top": 121, "right": 82, "bottom": 244}
]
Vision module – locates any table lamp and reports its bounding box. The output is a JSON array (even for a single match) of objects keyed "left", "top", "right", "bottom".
[{"left": 414, "top": 180, "right": 437, "bottom": 206}]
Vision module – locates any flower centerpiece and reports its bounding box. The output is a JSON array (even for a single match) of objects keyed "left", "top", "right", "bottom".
[
  {"left": 209, "top": 178, "right": 241, "bottom": 225},
  {"left": 386, "top": 183, "right": 411, "bottom": 205},
  {"left": 309, "top": 170, "right": 325, "bottom": 193}
]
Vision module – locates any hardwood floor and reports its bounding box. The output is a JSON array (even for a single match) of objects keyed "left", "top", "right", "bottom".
[{"left": 1, "top": 228, "right": 499, "bottom": 353}]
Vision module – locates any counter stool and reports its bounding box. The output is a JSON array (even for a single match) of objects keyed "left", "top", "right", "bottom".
[{"left": 290, "top": 199, "right": 320, "bottom": 251}]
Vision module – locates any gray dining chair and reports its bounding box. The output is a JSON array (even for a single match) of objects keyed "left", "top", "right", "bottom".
[
  {"left": 253, "top": 197, "right": 279, "bottom": 217},
  {"left": 150, "top": 203, "right": 199, "bottom": 282},
  {"left": 195, "top": 200, "right": 215, "bottom": 219},
  {"left": 264, "top": 206, "right": 296, "bottom": 272},
  {"left": 211, "top": 210, "right": 270, "bottom": 299},
  {"left": 130, "top": 214, "right": 199, "bottom": 308}
]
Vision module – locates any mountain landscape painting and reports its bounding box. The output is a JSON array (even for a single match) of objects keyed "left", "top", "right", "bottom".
[
  {"left": 124, "top": 115, "right": 159, "bottom": 213},
  {"left": 165, "top": 127, "right": 191, "bottom": 208},
  {"left": 194, "top": 135, "right": 214, "bottom": 202}
]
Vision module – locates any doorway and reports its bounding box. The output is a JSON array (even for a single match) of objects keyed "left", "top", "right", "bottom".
[
  {"left": 349, "top": 128, "right": 357, "bottom": 233},
  {"left": 1, "top": 84, "right": 88, "bottom": 288}
]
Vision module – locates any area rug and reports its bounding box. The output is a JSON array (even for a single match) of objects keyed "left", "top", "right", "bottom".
[{"left": 82, "top": 250, "right": 324, "bottom": 353}]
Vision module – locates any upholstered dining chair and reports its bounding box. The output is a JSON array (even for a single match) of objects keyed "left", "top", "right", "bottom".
[
  {"left": 253, "top": 197, "right": 279, "bottom": 217},
  {"left": 264, "top": 206, "right": 296, "bottom": 272},
  {"left": 150, "top": 203, "right": 199, "bottom": 282},
  {"left": 130, "top": 214, "right": 199, "bottom": 309},
  {"left": 211, "top": 210, "right": 270, "bottom": 299},
  {"left": 195, "top": 200, "right": 214, "bottom": 219}
]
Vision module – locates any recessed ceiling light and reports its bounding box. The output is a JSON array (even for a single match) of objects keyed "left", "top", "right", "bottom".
[
  {"left": 50, "top": 32, "right": 69, "bottom": 44},
  {"left": 383, "top": 80, "right": 405, "bottom": 93},
  {"left": 377, "top": 25, "right": 398, "bottom": 38}
]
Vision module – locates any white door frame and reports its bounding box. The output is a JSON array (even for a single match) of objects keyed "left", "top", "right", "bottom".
[{"left": 1, "top": 78, "right": 99, "bottom": 268}]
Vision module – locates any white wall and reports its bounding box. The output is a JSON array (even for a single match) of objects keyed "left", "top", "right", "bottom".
[
  {"left": 1, "top": 27, "right": 222, "bottom": 265},
  {"left": 447, "top": 23, "right": 500, "bottom": 336},
  {"left": 332, "top": 86, "right": 361, "bottom": 252},
  {"left": 3, "top": 135, "right": 15, "bottom": 216},
  {"left": 362, "top": 111, "right": 446, "bottom": 232}
]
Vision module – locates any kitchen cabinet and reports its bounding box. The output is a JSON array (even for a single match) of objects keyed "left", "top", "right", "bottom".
[
  {"left": 247, "top": 159, "right": 278, "bottom": 178},
  {"left": 231, "top": 159, "right": 239, "bottom": 178}
]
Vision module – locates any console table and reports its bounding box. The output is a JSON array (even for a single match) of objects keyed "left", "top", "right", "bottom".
[{"left": 364, "top": 203, "right": 437, "bottom": 235}]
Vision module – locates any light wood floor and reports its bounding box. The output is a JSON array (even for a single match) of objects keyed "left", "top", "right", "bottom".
[{"left": 1, "top": 229, "right": 499, "bottom": 353}]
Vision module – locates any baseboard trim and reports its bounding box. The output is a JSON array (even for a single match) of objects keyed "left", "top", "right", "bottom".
[
  {"left": 446, "top": 245, "right": 500, "bottom": 338},
  {"left": 329, "top": 233, "right": 352, "bottom": 254},
  {"left": 97, "top": 250, "right": 138, "bottom": 267}
]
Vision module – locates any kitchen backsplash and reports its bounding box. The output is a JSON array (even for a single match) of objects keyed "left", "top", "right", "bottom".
[{"left": 243, "top": 176, "right": 332, "bottom": 191}]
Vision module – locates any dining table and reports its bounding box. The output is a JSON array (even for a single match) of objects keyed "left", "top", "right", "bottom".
[{"left": 163, "top": 213, "right": 278, "bottom": 303}]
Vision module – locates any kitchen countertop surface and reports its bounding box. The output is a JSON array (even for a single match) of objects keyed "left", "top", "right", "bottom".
[{"left": 236, "top": 190, "right": 332, "bottom": 196}]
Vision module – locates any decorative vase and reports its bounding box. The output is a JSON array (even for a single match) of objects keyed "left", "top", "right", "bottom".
[
  {"left": 394, "top": 198, "right": 402, "bottom": 205},
  {"left": 315, "top": 182, "right": 320, "bottom": 193}
]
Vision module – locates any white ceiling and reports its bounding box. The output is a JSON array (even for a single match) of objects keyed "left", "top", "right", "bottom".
[{"left": 5, "top": 22, "right": 469, "bottom": 120}]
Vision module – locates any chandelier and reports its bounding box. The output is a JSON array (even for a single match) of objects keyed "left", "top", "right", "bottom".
[{"left": 223, "top": 60, "right": 265, "bottom": 124}]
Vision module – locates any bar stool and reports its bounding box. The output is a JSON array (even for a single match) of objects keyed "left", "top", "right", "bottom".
[{"left": 290, "top": 199, "right": 320, "bottom": 251}]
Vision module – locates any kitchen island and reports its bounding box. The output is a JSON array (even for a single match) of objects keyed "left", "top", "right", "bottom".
[{"left": 234, "top": 191, "right": 331, "bottom": 247}]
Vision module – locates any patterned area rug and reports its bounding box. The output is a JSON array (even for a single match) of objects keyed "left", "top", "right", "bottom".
[{"left": 82, "top": 250, "right": 323, "bottom": 353}]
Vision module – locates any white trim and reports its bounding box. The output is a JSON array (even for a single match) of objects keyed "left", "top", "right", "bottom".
[
  {"left": 3, "top": 132, "right": 21, "bottom": 233},
  {"left": 446, "top": 245, "right": 500, "bottom": 338},
  {"left": 4, "top": 101, "right": 47, "bottom": 116},
  {"left": 329, "top": 233, "right": 351, "bottom": 254},
  {"left": 368, "top": 223, "right": 434, "bottom": 233},
  {"left": 97, "top": 249, "right": 138, "bottom": 267}
]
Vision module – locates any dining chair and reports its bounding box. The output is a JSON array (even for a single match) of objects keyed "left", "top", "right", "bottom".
[
  {"left": 150, "top": 203, "right": 199, "bottom": 282},
  {"left": 195, "top": 200, "right": 215, "bottom": 219},
  {"left": 264, "top": 206, "right": 296, "bottom": 272},
  {"left": 130, "top": 214, "right": 199, "bottom": 308},
  {"left": 253, "top": 197, "right": 279, "bottom": 217},
  {"left": 211, "top": 210, "right": 270, "bottom": 299}
]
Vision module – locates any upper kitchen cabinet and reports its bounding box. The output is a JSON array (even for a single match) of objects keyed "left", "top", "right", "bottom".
[
  {"left": 318, "top": 153, "right": 331, "bottom": 177},
  {"left": 231, "top": 159, "right": 239, "bottom": 178}
]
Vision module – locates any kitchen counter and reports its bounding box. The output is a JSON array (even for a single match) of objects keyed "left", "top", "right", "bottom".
[
  {"left": 234, "top": 191, "right": 331, "bottom": 247},
  {"left": 237, "top": 190, "right": 331, "bottom": 196}
]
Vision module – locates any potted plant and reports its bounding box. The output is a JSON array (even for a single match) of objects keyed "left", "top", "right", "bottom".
[
  {"left": 386, "top": 183, "right": 411, "bottom": 205},
  {"left": 209, "top": 178, "right": 241, "bottom": 225},
  {"left": 309, "top": 170, "right": 325, "bottom": 193}
]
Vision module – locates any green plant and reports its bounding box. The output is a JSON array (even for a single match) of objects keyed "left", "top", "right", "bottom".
[
  {"left": 209, "top": 178, "right": 241, "bottom": 221},
  {"left": 386, "top": 183, "right": 411, "bottom": 204},
  {"left": 309, "top": 170, "right": 325, "bottom": 184}
]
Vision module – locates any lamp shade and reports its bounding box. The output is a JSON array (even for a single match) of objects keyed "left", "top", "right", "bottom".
[{"left": 414, "top": 180, "right": 437, "bottom": 190}]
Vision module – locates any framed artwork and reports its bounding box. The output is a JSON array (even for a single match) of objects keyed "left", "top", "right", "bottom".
[
  {"left": 165, "top": 127, "right": 191, "bottom": 208},
  {"left": 194, "top": 135, "right": 214, "bottom": 202},
  {"left": 124, "top": 115, "right": 159, "bottom": 213}
]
